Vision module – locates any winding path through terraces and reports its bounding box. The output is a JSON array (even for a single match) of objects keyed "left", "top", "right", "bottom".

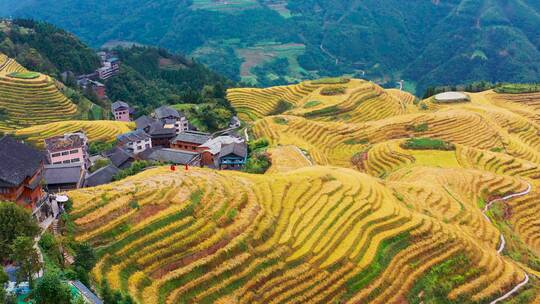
[{"left": 481, "top": 182, "right": 532, "bottom": 304}]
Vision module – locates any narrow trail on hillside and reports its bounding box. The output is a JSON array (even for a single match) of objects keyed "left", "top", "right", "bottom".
[{"left": 481, "top": 182, "right": 532, "bottom": 304}]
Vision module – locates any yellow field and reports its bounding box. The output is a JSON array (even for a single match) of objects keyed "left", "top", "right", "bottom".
[
  {"left": 0, "top": 53, "right": 79, "bottom": 132},
  {"left": 13, "top": 120, "right": 135, "bottom": 146},
  {"left": 67, "top": 79, "right": 540, "bottom": 303}
]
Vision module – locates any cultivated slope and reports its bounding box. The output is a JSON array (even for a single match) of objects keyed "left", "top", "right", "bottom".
[
  {"left": 69, "top": 166, "right": 534, "bottom": 304},
  {"left": 0, "top": 54, "right": 78, "bottom": 132}
]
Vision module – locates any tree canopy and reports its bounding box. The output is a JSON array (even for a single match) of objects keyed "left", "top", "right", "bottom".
[{"left": 0, "top": 201, "right": 39, "bottom": 259}]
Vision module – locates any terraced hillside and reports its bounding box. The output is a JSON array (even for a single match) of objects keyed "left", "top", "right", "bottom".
[
  {"left": 0, "top": 54, "right": 78, "bottom": 132},
  {"left": 69, "top": 166, "right": 537, "bottom": 304},
  {"left": 66, "top": 80, "right": 540, "bottom": 303},
  {"left": 13, "top": 120, "right": 135, "bottom": 147},
  {"left": 228, "top": 79, "right": 409, "bottom": 122}
]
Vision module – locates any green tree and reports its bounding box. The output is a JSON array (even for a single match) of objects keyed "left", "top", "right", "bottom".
[
  {"left": 34, "top": 270, "right": 72, "bottom": 304},
  {"left": 74, "top": 242, "right": 97, "bottom": 272},
  {"left": 0, "top": 202, "right": 39, "bottom": 259},
  {"left": 10, "top": 236, "right": 41, "bottom": 286},
  {"left": 0, "top": 267, "right": 8, "bottom": 302},
  {"left": 101, "top": 279, "right": 115, "bottom": 304}
]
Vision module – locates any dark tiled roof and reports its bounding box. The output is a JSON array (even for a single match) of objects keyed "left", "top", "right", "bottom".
[
  {"left": 116, "top": 129, "right": 151, "bottom": 145},
  {"left": 0, "top": 136, "right": 44, "bottom": 187},
  {"left": 111, "top": 101, "right": 129, "bottom": 111},
  {"left": 104, "top": 147, "right": 134, "bottom": 168},
  {"left": 44, "top": 163, "right": 85, "bottom": 185},
  {"left": 84, "top": 165, "right": 119, "bottom": 187},
  {"left": 219, "top": 143, "right": 248, "bottom": 159},
  {"left": 154, "top": 106, "right": 183, "bottom": 120},
  {"left": 148, "top": 121, "right": 176, "bottom": 137},
  {"left": 135, "top": 115, "right": 154, "bottom": 130},
  {"left": 172, "top": 131, "right": 211, "bottom": 145},
  {"left": 139, "top": 148, "right": 198, "bottom": 165}
]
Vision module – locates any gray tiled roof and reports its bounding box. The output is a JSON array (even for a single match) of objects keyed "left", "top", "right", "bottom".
[
  {"left": 139, "top": 148, "right": 198, "bottom": 165},
  {"left": 135, "top": 115, "right": 154, "bottom": 130},
  {"left": 104, "top": 147, "right": 134, "bottom": 168},
  {"left": 154, "top": 106, "right": 182, "bottom": 120},
  {"left": 111, "top": 101, "right": 129, "bottom": 111},
  {"left": 117, "top": 129, "right": 151, "bottom": 144},
  {"left": 43, "top": 163, "right": 84, "bottom": 185},
  {"left": 0, "top": 136, "right": 45, "bottom": 187},
  {"left": 172, "top": 131, "right": 211, "bottom": 145},
  {"left": 219, "top": 142, "right": 248, "bottom": 159},
  {"left": 85, "top": 165, "right": 119, "bottom": 187}
]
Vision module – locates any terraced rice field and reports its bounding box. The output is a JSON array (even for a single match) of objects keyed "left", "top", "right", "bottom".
[
  {"left": 67, "top": 79, "right": 540, "bottom": 303},
  {"left": 70, "top": 166, "right": 532, "bottom": 304},
  {"left": 0, "top": 54, "right": 79, "bottom": 131},
  {"left": 14, "top": 120, "right": 135, "bottom": 147}
]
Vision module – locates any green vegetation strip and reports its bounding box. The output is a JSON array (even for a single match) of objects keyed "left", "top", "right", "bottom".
[
  {"left": 402, "top": 138, "right": 456, "bottom": 151},
  {"left": 7, "top": 72, "right": 40, "bottom": 79}
]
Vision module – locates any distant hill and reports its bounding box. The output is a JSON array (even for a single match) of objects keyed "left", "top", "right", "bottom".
[
  {"left": 0, "top": 19, "right": 237, "bottom": 132},
  {"left": 5, "top": 0, "right": 540, "bottom": 93}
]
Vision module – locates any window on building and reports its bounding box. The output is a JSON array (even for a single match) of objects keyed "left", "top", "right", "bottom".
[
  {"left": 71, "top": 158, "right": 80, "bottom": 163},
  {"left": 63, "top": 160, "right": 71, "bottom": 164},
  {"left": 137, "top": 146, "right": 142, "bottom": 150},
  {"left": 145, "top": 144, "right": 150, "bottom": 148},
  {"left": 61, "top": 151, "right": 69, "bottom": 156},
  {"left": 52, "top": 152, "right": 62, "bottom": 157},
  {"left": 70, "top": 149, "right": 79, "bottom": 154},
  {"left": 53, "top": 162, "right": 62, "bottom": 165}
]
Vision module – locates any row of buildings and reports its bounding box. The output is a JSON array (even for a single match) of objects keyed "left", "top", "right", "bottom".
[
  {"left": 0, "top": 105, "right": 246, "bottom": 219},
  {"left": 76, "top": 51, "right": 121, "bottom": 100}
]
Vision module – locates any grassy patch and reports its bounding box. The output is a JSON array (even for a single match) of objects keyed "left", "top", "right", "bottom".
[
  {"left": 303, "top": 100, "right": 322, "bottom": 108},
  {"left": 312, "top": 77, "right": 350, "bottom": 84},
  {"left": 268, "top": 100, "right": 294, "bottom": 115},
  {"left": 344, "top": 138, "right": 369, "bottom": 145},
  {"left": 406, "top": 123, "right": 429, "bottom": 132},
  {"left": 407, "top": 253, "right": 479, "bottom": 304},
  {"left": 402, "top": 138, "right": 455, "bottom": 151},
  {"left": 495, "top": 83, "right": 540, "bottom": 94},
  {"left": 320, "top": 86, "right": 347, "bottom": 96},
  {"left": 273, "top": 117, "right": 288, "bottom": 125},
  {"left": 303, "top": 105, "right": 339, "bottom": 118},
  {"left": 7, "top": 71, "right": 40, "bottom": 79}
]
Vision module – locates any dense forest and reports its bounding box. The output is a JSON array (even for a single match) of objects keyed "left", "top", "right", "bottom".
[
  {"left": 0, "top": 20, "right": 236, "bottom": 131},
  {"left": 3, "top": 0, "right": 540, "bottom": 93}
]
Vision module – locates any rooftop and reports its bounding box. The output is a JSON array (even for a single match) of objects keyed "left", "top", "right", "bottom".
[
  {"left": 85, "top": 164, "right": 120, "bottom": 188},
  {"left": 44, "top": 132, "right": 87, "bottom": 153},
  {"left": 43, "top": 163, "right": 85, "bottom": 185},
  {"left": 112, "top": 101, "right": 129, "bottom": 111},
  {"left": 104, "top": 147, "right": 134, "bottom": 168},
  {"left": 200, "top": 136, "right": 245, "bottom": 155},
  {"left": 172, "top": 131, "right": 211, "bottom": 145},
  {"left": 117, "top": 129, "right": 151, "bottom": 144},
  {"left": 219, "top": 142, "right": 248, "bottom": 159},
  {"left": 0, "top": 136, "right": 45, "bottom": 187},
  {"left": 135, "top": 115, "right": 154, "bottom": 130},
  {"left": 154, "top": 106, "right": 184, "bottom": 120},
  {"left": 139, "top": 148, "right": 199, "bottom": 165}
]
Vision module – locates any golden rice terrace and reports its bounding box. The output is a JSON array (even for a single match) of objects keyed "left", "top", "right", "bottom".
[{"left": 69, "top": 78, "right": 540, "bottom": 303}]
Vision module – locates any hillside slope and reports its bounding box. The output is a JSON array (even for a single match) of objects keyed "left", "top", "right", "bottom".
[
  {"left": 5, "top": 0, "right": 540, "bottom": 92},
  {"left": 64, "top": 79, "right": 540, "bottom": 303},
  {"left": 0, "top": 54, "right": 79, "bottom": 132}
]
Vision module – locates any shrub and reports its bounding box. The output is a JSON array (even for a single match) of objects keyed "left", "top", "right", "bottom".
[
  {"left": 273, "top": 117, "right": 288, "bottom": 125},
  {"left": 312, "top": 77, "right": 350, "bottom": 84},
  {"left": 113, "top": 160, "right": 158, "bottom": 181},
  {"left": 402, "top": 138, "right": 455, "bottom": 151},
  {"left": 494, "top": 83, "right": 540, "bottom": 94},
  {"left": 243, "top": 152, "right": 271, "bottom": 174},
  {"left": 89, "top": 158, "right": 112, "bottom": 173},
  {"left": 303, "top": 100, "right": 322, "bottom": 108},
  {"left": 249, "top": 137, "right": 270, "bottom": 153},
  {"left": 320, "top": 86, "right": 346, "bottom": 96},
  {"left": 268, "top": 100, "right": 294, "bottom": 115},
  {"left": 406, "top": 123, "right": 429, "bottom": 132},
  {"left": 7, "top": 71, "right": 40, "bottom": 79}
]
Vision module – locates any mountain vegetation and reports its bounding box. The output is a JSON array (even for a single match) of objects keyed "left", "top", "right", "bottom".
[{"left": 4, "top": 0, "right": 540, "bottom": 93}]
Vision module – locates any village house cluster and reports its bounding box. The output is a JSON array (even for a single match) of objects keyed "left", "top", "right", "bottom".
[
  {"left": 0, "top": 103, "right": 246, "bottom": 221},
  {"left": 74, "top": 50, "right": 120, "bottom": 100}
]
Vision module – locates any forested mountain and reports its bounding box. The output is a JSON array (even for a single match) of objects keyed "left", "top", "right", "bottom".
[
  {"left": 3, "top": 0, "right": 540, "bottom": 93},
  {"left": 0, "top": 19, "right": 235, "bottom": 131}
]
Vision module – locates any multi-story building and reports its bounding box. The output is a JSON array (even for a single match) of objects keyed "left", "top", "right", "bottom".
[
  {"left": 112, "top": 101, "right": 131, "bottom": 122},
  {"left": 154, "top": 106, "right": 189, "bottom": 135},
  {"left": 170, "top": 131, "right": 211, "bottom": 152},
  {"left": 97, "top": 57, "right": 120, "bottom": 80},
  {"left": 116, "top": 129, "right": 152, "bottom": 154},
  {"left": 0, "top": 136, "right": 46, "bottom": 209},
  {"left": 44, "top": 132, "right": 90, "bottom": 170}
]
